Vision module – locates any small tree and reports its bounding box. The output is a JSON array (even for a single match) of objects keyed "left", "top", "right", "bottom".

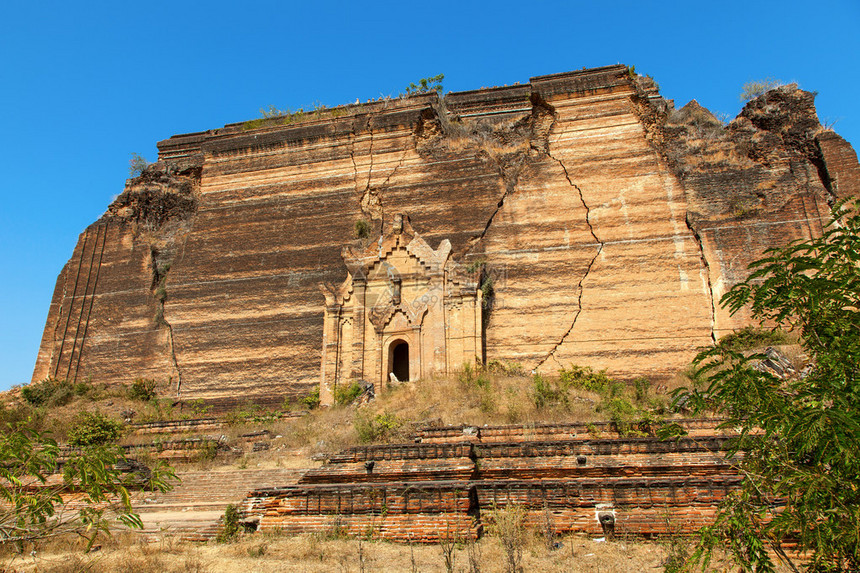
[
  {"left": 0, "top": 421, "right": 177, "bottom": 551},
  {"left": 403, "top": 74, "right": 445, "bottom": 96},
  {"left": 128, "top": 153, "right": 149, "bottom": 177},
  {"left": 669, "top": 200, "right": 860, "bottom": 571}
]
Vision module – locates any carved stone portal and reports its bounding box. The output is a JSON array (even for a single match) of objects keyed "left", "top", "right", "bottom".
[{"left": 319, "top": 214, "right": 483, "bottom": 406}]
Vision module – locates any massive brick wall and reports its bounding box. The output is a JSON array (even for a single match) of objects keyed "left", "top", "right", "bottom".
[{"left": 33, "top": 66, "right": 858, "bottom": 403}]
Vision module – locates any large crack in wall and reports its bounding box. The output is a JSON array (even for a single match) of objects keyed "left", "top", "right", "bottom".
[
  {"left": 685, "top": 214, "right": 717, "bottom": 344},
  {"left": 351, "top": 110, "right": 409, "bottom": 233},
  {"left": 535, "top": 155, "right": 606, "bottom": 370},
  {"left": 413, "top": 93, "right": 610, "bottom": 369},
  {"left": 107, "top": 159, "right": 201, "bottom": 396},
  {"left": 627, "top": 75, "right": 840, "bottom": 341},
  {"left": 414, "top": 93, "right": 555, "bottom": 256}
]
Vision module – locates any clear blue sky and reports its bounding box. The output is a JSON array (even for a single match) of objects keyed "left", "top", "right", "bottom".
[{"left": 1, "top": 0, "right": 858, "bottom": 391}]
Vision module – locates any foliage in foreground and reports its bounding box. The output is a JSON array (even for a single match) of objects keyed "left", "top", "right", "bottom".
[
  {"left": 0, "top": 421, "right": 177, "bottom": 552},
  {"left": 667, "top": 200, "right": 860, "bottom": 571}
]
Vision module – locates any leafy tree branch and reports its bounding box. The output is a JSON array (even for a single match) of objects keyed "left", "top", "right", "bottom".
[{"left": 669, "top": 200, "right": 860, "bottom": 572}]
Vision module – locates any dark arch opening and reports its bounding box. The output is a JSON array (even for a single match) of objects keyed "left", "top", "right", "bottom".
[{"left": 390, "top": 340, "right": 409, "bottom": 382}]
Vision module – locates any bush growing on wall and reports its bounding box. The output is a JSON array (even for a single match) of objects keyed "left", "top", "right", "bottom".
[
  {"left": 333, "top": 381, "right": 363, "bottom": 406},
  {"left": 67, "top": 412, "right": 124, "bottom": 447},
  {"left": 21, "top": 378, "right": 74, "bottom": 407},
  {"left": 127, "top": 378, "right": 157, "bottom": 401}
]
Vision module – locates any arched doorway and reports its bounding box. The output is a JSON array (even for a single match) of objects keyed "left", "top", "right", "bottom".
[{"left": 389, "top": 340, "right": 409, "bottom": 382}]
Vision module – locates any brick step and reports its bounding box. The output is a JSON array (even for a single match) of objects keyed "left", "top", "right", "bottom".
[
  {"left": 140, "top": 522, "right": 222, "bottom": 542},
  {"left": 301, "top": 436, "right": 734, "bottom": 484},
  {"left": 137, "top": 468, "right": 305, "bottom": 508},
  {"left": 127, "top": 412, "right": 306, "bottom": 437},
  {"left": 241, "top": 476, "right": 742, "bottom": 541},
  {"left": 414, "top": 418, "right": 727, "bottom": 444},
  {"left": 321, "top": 436, "right": 731, "bottom": 465},
  {"left": 301, "top": 458, "right": 475, "bottom": 484},
  {"left": 134, "top": 501, "right": 233, "bottom": 511},
  {"left": 302, "top": 456, "right": 732, "bottom": 485}
]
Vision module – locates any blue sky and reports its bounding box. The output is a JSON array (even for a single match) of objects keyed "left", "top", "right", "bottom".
[{"left": 1, "top": 0, "right": 858, "bottom": 391}]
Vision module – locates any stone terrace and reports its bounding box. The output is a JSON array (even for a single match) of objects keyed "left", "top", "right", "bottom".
[{"left": 240, "top": 419, "right": 739, "bottom": 542}]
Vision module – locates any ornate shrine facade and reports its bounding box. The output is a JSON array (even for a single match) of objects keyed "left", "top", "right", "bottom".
[{"left": 319, "top": 214, "right": 483, "bottom": 405}]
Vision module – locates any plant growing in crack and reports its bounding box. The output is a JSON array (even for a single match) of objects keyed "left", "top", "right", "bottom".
[{"left": 354, "top": 218, "right": 371, "bottom": 240}]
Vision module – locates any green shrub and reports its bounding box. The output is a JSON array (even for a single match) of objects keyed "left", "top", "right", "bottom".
[
  {"left": 0, "top": 401, "right": 40, "bottom": 428},
  {"left": 224, "top": 402, "right": 263, "bottom": 426},
  {"left": 197, "top": 440, "right": 219, "bottom": 462},
  {"left": 242, "top": 118, "right": 266, "bottom": 130},
  {"left": 137, "top": 397, "right": 176, "bottom": 423},
  {"left": 487, "top": 360, "right": 525, "bottom": 376},
  {"left": 301, "top": 388, "right": 321, "bottom": 410},
  {"left": 558, "top": 364, "right": 612, "bottom": 393},
  {"left": 67, "top": 412, "right": 124, "bottom": 447},
  {"left": 260, "top": 105, "right": 286, "bottom": 118},
  {"left": 633, "top": 377, "right": 651, "bottom": 403},
  {"left": 599, "top": 396, "right": 638, "bottom": 434},
  {"left": 530, "top": 373, "right": 564, "bottom": 410},
  {"left": 458, "top": 362, "right": 490, "bottom": 389},
  {"left": 216, "top": 504, "right": 240, "bottom": 543},
  {"left": 333, "top": 381, "right": 363, "bottom": 406},
  {"left": 355, "top": 411, "right": 402, "bottom": 443},
  {"left": 128, "top": 378, "right": 157, "bottom": 401},
  {"left": 480, "top": 276, "right": 494, "bottom": 300},
  {"left": 73, "top": 379, "right": 93, "bottom": 397},
  {"left": 21, "top": 377, "right": 74, "bottom": 407},
  {"left": 477, "top": 387, "right": 496, "bottom": 414},
  {"left": 354, "top": 219, "right": 371, "bottom": 239},
  {"left": 718, "top": 326, "right": 789, "bottom": 351},
  {"left": 402, "top": 73, "right": 445, "bottom": 96},
  {"left": 465, "top": 258, "right": 486, "bottom": 274},
  {"left": 458, "top": 362, "right": 474, "bottom": 385}
]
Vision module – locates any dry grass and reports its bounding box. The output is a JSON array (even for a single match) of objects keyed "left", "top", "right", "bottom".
[
  {"left": 3, "top": 531, "right": 751, "bottom": 573},
  {"left": 215, "top": 371, "right": 622, "bottom": 462}
]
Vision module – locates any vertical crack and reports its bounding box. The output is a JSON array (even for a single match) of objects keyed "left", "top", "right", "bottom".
[
  {"left": 685, "top": 215, "right": 717, "bottom": 344},
  {"left": 152, "top": 254, "right": 184, "bottom": 395},
  {"left": 372, "top": 148, "right": 409, "bottom": 228},
  {"left": 352, "top": 112, "right": 408, "bottom": 231},
  {"left": 365, "top": 123, "right": 374, "bottom": 193},
  {"left": 465, "top": 187, "right": 512, "bottom": 254},
  {"left": 166, "top": 321, "right": 183, "bottom": 396},
  {"left": 348, "top": 125, "right": 361, "bottom": 196},
  {"left": 534, "top": 155, "right": 605, "bottom": 370}
]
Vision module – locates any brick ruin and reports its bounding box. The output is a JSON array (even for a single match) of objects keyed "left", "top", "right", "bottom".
[
  {"left": 240, "top": 419, "right": 739, "bottom": 541},
  {"left": 32, "top": 65, "right": 860, "bottom": 407},
  {"left": 26, "top": 66, "right": 859, "bottom": 544}
]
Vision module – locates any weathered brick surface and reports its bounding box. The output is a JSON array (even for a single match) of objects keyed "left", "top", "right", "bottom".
[
  {"left": 414, "top": 418, "right": 727, "bottom": 443},
  {"left": 477, "top": 477, "right": 740, "bottom": 536},
  {"left": 241, "top": 421, "right": 743, "bottom": 541},
  {"left": 34, "top": 67, "right": 857, "bottom": 402},
  {"left": 243, "top": 481, "right": 479, "bottom": 542}
]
